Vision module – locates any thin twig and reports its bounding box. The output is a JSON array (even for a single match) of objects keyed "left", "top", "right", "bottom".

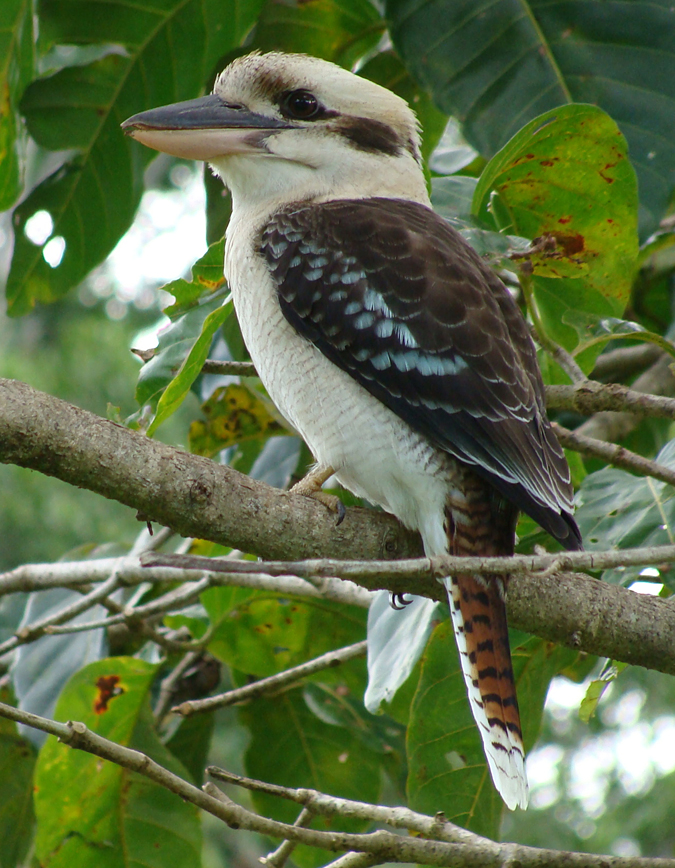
[
  {"left": 0, "top": 573, "right": 123, "bottom": 656},
  {"left": 319, "top": 853, "right": 382, "bottom": 868},
  {"left": 553, "top": 422, "right": 675, "bottom": 486},
  {"left": 174, "top": 641, "right": 368, "bottom": 716},
  {"left": 545, "top": 379, "right": 675, "bottom": 420},
  {"left": 201, "top": 359, "right": 258, "bottom": 377},
  {"left": 1, "top": 701, "right": 674, "bottom": 868},
  {"left": 577, "top": 352, "right": 675, "bottom": 443},
  {"left": 207, "top": 768, "right": 488, "bottom": 846},
  {"left": 144, "top": 543, "right": 675, "bottom": 582},
  {"left": 261, "top": 807, "right": 315, "bottom": 868},
  {"left": 43, "top": 577, "right": 211, "bottom": 635},
  {"left": 590, "top": 344, "right": 663, "bottom": 382},
  {"left": 155, "top": 651, "right": 204, "bottom": 722}
]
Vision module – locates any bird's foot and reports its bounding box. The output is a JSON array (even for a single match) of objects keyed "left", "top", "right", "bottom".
[
  {"left": 290, "top": 464, "right": 346, "bottom": 525},
  {"left": 390, "top": 594, "right": 413, "bottom": 610}
]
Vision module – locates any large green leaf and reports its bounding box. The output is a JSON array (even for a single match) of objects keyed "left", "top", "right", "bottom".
[
  {"left": 473, "top": 104, "right": 638, "bottom": 359},
  {"left": 7, "top": 0, "right": 261, "bottom": 315},
  {"left": 33, "top": 657, "right": 201, "bottom": 868},
  {"left": 0, "top": 687, "right": 36, "bottom": 868},
  {"left": 0, "top": 0, "right": 34, "bottom": 210},
  {"left": 386, "top": 0, "right": 675, "bottom": 235},
  {"left": 204, "top": 586, "right": 366, "bottom": 683},
  {"left": 574, "top": 438, "right": 675, "bottom": 588},
  {"left": 241, "top": 687, "right": 381, "bottom": 867},
  {"left": 406, "top": 620, "right": 583, "bottom": 836},
  {"left": 252, "top": 0, "right": 384, "bottom": 68}
]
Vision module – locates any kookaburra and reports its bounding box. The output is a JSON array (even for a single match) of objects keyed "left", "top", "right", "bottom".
[{"left": 122, "top": 51, "right": 582, "bottom": 810}]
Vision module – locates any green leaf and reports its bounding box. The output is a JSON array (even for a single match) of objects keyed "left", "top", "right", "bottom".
[
  {"left": 0, "top": 0, "right": 34, "bottom": 210},
  {"left": 386, "top": 0, "right": 675, "bottom": 234},
  {"left": 135, "top": 290, "right": 228, "bottom": 408},
  {"left": 189, "top": 382, "right": 288, "bottom": 457},
  {"left": 0, "top": 687, "right": 36, "bottom": 868},
  {"left": 146, "top": 296, "right": 232, "bottom": 436},
  {"left": 564, "top": 312, "right": 675, "bottom": 361},
  {"left": 163, "top": 238, "right": 226, "bottom": 317},
  {"left": 204, "top": 587, "right": 367, "bottom": 684},
  {"left": 7, "top": 0, "right": 258, "bottom": 315},
  {"left": 165, "top": 711, "right": 215, "bottom": 785},
  {"left": 241, "top": 688, "right": 381, "bottom": 866},
  {"left": 473, "top": 104, "right": 638, "bottom": 358},
  {"left": 252, "top": 0, "right": 384, "bottom": 68},
  {"left": 430, "top": 117, "right": 480, "bottom": 176},
  {"left": 579, "top": 660, "right": 628, "bottom": 724},
  {"left": 407, "top": 621, "right": 583, "bottom": 834},
  {"left": 574, "top": 438, "right": 675, "bottom": 587},
  {"left": 133, "top": 240, "right": 229, "bottom": 427},
  {"left": 33, "top": 657, "right": 201, "bottom": 868}
]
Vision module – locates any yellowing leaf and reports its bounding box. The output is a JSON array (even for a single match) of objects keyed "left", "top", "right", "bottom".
[{"left": 189, "top": 383, "right": 287, "bottom": 457}]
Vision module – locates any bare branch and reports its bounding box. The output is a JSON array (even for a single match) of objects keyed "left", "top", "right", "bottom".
[
  {"left": 201, "top": 359, "right": 258, "bottom": 377},
  {"left": 0, "top": 378, "right": 421, "bottom": 563},
  {"left": 174, "top": 641, "right": 368, "bottom": 716},
  {"left": 590, "top": 344, "right": 663, "bottom": 382},
  {"left": 0, "top": 573, "right": 122, "bottom": 656},
  {"left": 0, "top": 555, "right": 370, "bottom": 608},
  {"left": 576, "top": 353, "right": 675, "bottom": 442},
  {"left": 207, "top": 767, "right": 488, "bottom": 847},
  {"left": 552, "top": 422, "right": 675, "bottom": 486},
  {"left": 262, "top": 807, "right": 316, "bottom": 868},
  {"left": 145, "top": 550, "right": 675, "bottom": 676},
  {"left": 546, "top": 378, "right": 675, "bottom": 420},
  {"left": 319, "top": 852, "right": 382, "bottom": 868},
  {"left": 145, "top": 545, "right": 675, "bottom": 582},
  {"left": 1, "top": 699, "right": 672, "bottom": 868}
]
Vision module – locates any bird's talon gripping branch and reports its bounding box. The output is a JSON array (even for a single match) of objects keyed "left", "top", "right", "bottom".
[
  {"left": 390, "top": 593, "right": 413, "bottom": 610},
  {"left": 290, "top": 464, "right": 346, "bottom": 523}
]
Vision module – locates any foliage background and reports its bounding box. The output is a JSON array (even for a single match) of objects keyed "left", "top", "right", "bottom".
[{"left": 2, "top": 0, "right": 675, "bottom": 865}]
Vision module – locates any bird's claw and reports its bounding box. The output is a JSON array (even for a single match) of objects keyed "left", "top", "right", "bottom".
[
  {"left": 290, "top": 465, "right": 346, "bottom": 525},
  {"left": 389, "top": 593, "right": 413, "bottom": 610}
]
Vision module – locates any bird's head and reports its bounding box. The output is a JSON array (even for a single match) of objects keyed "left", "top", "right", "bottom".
[{"left": 121, "top": 52, "right": 428, "bottom": 210}]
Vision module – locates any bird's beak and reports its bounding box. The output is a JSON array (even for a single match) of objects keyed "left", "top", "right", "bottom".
[{"left": 121, "top": 94, "right": 296, "bottom": 160}]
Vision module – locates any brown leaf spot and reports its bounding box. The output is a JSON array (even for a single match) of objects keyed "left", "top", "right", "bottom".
[
  {"left": 599, "top": 171, "right": 614, "bottom": 184},
  {"left": 558, "top": 216, "right": 572, "bottom": 224},
  {"left": 94, "top": 675, "right": 123, "bottom": 714},
  {"left": 553, "top": 232, "right": 585, "bottom": 256},
  {"left": 540, "top": 160, "right": 555, "bottom": 167}
]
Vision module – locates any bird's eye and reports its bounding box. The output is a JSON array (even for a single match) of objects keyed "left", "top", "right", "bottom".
[{"left": 282, "top": 90, "right": 320, "bottom": 120}]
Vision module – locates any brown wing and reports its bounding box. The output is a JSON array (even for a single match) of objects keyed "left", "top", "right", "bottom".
[{"left": 261, "top": 197, "right": 581, "bottom": 550}]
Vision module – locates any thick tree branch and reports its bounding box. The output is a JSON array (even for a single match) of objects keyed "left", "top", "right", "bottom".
[
  {"left": 0, "top": 378, "right": 421, "bottom": 562},
  {"left": 3, "top": 378, "right": 675, "bottom": 675}
]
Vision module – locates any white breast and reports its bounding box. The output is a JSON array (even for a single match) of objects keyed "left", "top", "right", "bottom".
[{"left": 225, "top": 210, "right": 452, "bottom": 557}]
